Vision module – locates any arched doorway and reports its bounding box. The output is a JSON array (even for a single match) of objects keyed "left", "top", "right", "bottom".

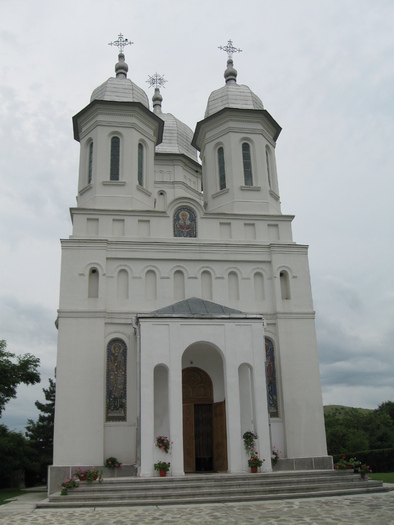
[{"left": 182, "top": 367, "right": 228, "bottom": 473}]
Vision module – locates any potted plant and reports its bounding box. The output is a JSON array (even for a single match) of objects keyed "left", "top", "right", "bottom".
[
  {"left": 73, "top": 467, "right": 103, "bottom": 483},
  {"left": 243, "top": 430, "right": 258, "bottom": 456},
  {"left": 60, "top": 477, "right": 79, "bottom": 496},
  {"left": 272, "top": 446, "right": 281, "bottom": 465},
  {"left": 248, "top": 451, "right": 264, "bottom": 473},
  {"left": 154, "top": 460, "right": 171, "bottom": 477},
  {"left": 155, "top": 435, "right": 172, "bottom": 454},
  {"left": 105, "top": 456, "right": 122, "bottom": 469},
  {"left": 359, "top": 464, "right": 372, "bottom": 479},
  {"left": 335, "top": 456, "right": 352, "bottom": 470}
]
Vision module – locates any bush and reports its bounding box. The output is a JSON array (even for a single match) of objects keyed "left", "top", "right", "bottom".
[{"left": 333, "top": 448, "right": 394, "bottom": 473}]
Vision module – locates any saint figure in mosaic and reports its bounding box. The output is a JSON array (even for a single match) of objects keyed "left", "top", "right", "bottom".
[
  {"left": 174, "top": 207, "right": 197, "bottom": 237},
  {"left": 106, "top": 339, "right": 127, "bottom": 421},
  {"left": 265, "top": 338, "right": 279, "bottom": 418}
]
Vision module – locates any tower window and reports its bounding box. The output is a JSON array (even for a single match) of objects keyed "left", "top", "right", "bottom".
[
  {"left": 138, "top": 143, "right": 144, "bottom": 186},
  {"left": 88, "top": 141, "right": 93, "bottom": 184},
  {"left": 266, "top": 146, "right": 272, "bottom": 189},
  {"left": 88, "top": 267, "right": 99, "bottom": 298},
  {"left": 242, "top": 143, "right": 253, "bottom": 186},
  {"left": 217, "top": 146, "right": 226, "bottom": 190},
  {"left": 280, "top": 270, "right": 291, "bottom": 300},
  {"left": 110, "top": 136, "right": 120, "bottom": 181}
]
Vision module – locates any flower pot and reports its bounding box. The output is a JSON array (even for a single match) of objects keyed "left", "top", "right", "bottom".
[
  {"left": 250, "top": 466, "right": 258, "bottom": 473},
  {"left": 159, "top": 469, "right": 167, "bottom": 477}
]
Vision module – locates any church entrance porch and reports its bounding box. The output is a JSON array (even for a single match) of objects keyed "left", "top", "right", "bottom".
[{"left": 182, "top": 367, "right": 228, "bottom": 473}]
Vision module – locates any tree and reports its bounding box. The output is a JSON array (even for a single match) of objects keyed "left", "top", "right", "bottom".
[
  {"left": 0, "top": 339, "right": 40, "bottom": 417},
  {"left": 0, "top": 424, "right": 38, "bottom": 488},
  {"left": 25, "top": 377, "right": 55, "bottom": 482}
]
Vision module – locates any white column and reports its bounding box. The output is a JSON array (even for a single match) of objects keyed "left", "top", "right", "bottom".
[
  {"left": 224, "top": 355, "right": 244, "bottom": 473},
  {"left": 139, "top": 324, "right": 155, "bottom": 477},
  {"left": 168, "top": 328, "right": 184, "bottom": 476}
]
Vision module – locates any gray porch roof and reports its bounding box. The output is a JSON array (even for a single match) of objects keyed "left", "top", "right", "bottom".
[{"left": 137, "top": 297, "right": 263, "bottom": 320}]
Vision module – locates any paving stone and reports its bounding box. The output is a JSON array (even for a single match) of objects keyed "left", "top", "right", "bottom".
[{"left": 1, "top": 491, "right": 394, "bottom": 524}]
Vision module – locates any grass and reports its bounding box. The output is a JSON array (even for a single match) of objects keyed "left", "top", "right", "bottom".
[
  {"left": 368, "top": 472, "right": 394, "bottom": 483},
  {"left": 0, "top": 488, "right": 25, "bottom": 506}
]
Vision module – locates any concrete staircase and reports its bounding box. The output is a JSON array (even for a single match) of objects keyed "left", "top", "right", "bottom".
[{"left": 37, "top": 470, "right": 387, "bottom": 508}]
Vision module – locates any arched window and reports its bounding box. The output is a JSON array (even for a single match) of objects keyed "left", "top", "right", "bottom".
[
  {"left": 110, "top": 136, "right": 120, "bottom": 181},
  {"left": 106, "top": 338, "right": 127, "bottom": 421},
  {"left": 242, "top": 142, "right": 253, "bottom": 186},
  {"left": 145, "top": 270, "right": 157, "bottom": 300},
  {"left": 217, "top": 146, "right": 226, "bottom": 190},
  {"left": 174, "top": 270, "right": 185, "bottom": 300},
  {"left": 88, "top": 141, "right": 93, "bottom": 184},
  {"left": 266, "top": 146, "right": 272, "bottom": 189},
  {"left": 265, "top": 338, "right": 279, "bottom": 417},
  {"left": 254, "top": 272, "right": 265, "bottom": 301},
  {"left": 88, "top": 267, "right": 99, "bottom": 298},
  {"left": 173, "top": 207, "right": 197, "bottom": 238},
  {"left": 138, "top": 143, "right": 144, "bottom": 186},
  {"left": 201, "top": 270, "right": 213, "bottom": 300},
  {"left": 228, "top": 271, "right": 239, "bottom": 301},
  {"left": 117, "top": 269, "right": 129, "bottom": 300},
  {"left": 280, "top": 270, "right": 291, "bottom": 300}
]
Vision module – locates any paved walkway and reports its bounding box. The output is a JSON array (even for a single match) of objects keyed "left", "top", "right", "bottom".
[{"left": 1, "top": 488, "right": 394, "bottom": 524}]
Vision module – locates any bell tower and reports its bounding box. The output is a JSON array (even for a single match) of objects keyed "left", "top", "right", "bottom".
[
  {"left": 192, "top": 40, "right": 282, "bottom": 215},
  {"left": 72, "top": 34, "right": 163, "bottom": 212}
]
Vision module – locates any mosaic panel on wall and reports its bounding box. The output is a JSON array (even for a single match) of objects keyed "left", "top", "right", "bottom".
[
  {"left": 173, "top": 207, "right": 197, "bottom": 238},
  {"left": 265, "top": 337, "right": 279, "bottom": 418},
  {"left": 106, "top": 338, "right": 127, "bottom": 422}
]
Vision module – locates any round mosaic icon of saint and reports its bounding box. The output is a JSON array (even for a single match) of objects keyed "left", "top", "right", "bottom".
[{"left": 173, "top": 207, "right": 197, "bottom": 238}]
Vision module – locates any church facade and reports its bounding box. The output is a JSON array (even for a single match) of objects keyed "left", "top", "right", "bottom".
[{"left": 50, "top": 40, "right": 330, "bottom": 492}]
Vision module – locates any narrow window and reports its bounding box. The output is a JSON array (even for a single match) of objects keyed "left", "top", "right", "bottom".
[
  {"left": 88, "top": 141, "right": 93, "bottom": 184},
  {"left": 138, "top": 143, "right": 144, "bottom": 186},
  {"left": 110, "top": 136, "right": 120, "bottom": 181},
  {"left": 217, "top": 147, "right": 226, "bottom": 190},
  {"left": 228, "top": 271, "right": 239, "bottom": 301},
  {"left": 266, "top": 146, "right": 272, "bottom": 189},
  {"left": 174, "top": 270, "right": 185, "bottom": 300},
  {"left": 88, "top": 268, "right": 99, "bottom": 298},
  {"left": 201, "top": 270, "right": 213, "bottom": 300},
  {"left": 145, "top": 270, "right": 157, "bottom": 300},
  {"left": 242, "top": 143, "right": 253, "bottom": 186},
  {"left": 280, "top": 271, "right": 291, "bottom": 300},
  {"left": 117, "top": 269, "right": 129, "bottom": 300},
  {"left": 254, "top": 272, "right": 265, "bottom": 301}
]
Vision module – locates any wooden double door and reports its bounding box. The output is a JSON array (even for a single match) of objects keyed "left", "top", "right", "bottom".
[{"left": 182, "top": 367, "right": 228, "bottom": 473}]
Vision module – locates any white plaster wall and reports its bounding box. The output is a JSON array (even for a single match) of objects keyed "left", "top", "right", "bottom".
[{"left": 53, "top": 317, "right": 105, "bottom": 465}]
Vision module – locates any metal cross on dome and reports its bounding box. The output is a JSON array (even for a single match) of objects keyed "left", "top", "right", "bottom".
[
  {"left": 108, "top": 33, "right": 133, "bottom": 54},
  {"left": 218, "top": 39, "right": 242, "bottom": 59},
  {"left": 146, "top": 72, "right": 168, "bottom": 89}
]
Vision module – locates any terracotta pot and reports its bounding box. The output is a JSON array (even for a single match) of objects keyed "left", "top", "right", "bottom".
[
  {"left": 251, "top": 466, "right": 258, "bottom": 473},
  {"left": 159, "top": 469, "right": 167, "bottom": 477}
]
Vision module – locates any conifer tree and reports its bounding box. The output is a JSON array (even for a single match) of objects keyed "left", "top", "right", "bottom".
[{"left": 25, "top": 377, "right": 55, "bottom": 481}]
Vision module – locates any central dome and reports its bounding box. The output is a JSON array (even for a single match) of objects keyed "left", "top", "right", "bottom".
[{"left": 204, "top": 58, "right": 264, "bottom": 118}]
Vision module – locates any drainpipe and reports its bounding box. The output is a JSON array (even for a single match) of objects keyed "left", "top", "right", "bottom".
[{"left": 132, "top": 316, "right": 141, "bottom": 469}]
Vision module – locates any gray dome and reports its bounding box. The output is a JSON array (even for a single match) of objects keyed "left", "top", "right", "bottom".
[
  {"left": 90, "top": 52, "right": 149, "bottom": 108},
  {"left": 152, "top": 88, "right": 198, "bottom": 162},
  {"left": 90, "top": 77, "right": 149, "bottom": 107},
  {"left": 204, "top": 58, "right": 264, "bottom": 118},
  {"left": 205, "top": 83, "right": 264, "bottom": 118},
  {"left": 156, "top": 112, "right": 198, "bottom": 162}
]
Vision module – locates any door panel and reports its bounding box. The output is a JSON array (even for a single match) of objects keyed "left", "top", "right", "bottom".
[
  {"left": 213, "top": 400, "right": 228, "bottom": 472},
  {"left": 183, "top": 403, "right": 195, "bottom": 473},
  {"left": 194, "top": 404, "right": 213, "bottom": 471}
]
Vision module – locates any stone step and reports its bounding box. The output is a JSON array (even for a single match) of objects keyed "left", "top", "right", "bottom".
[{"left": 38, "top": 471, "right": 386, "bottom": 509}]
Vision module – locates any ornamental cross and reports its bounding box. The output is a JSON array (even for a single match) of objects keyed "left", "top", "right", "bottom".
[
  {"left": 218, "top": 39, "right": 242, "bottom": 59},
  {"left": 146, "top": 72, "right": 168, "bottom": 89},
  {"left": 108, "top": 33, "right": 133, "bottom": 54}
]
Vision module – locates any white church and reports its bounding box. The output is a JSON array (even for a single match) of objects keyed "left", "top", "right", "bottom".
[{"left": 50, "top": 37, "right": 330, "bottom": 492}]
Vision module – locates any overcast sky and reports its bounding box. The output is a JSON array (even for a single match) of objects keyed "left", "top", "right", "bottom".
[{"left": 1, "top": 0, "right": 393, "bottom": 432}]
